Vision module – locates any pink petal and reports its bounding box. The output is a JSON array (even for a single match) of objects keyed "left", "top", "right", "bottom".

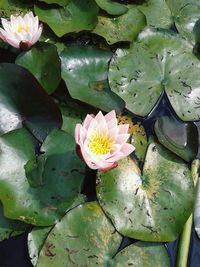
[
  {"left": 99, "top": 162, "right": 118, "bottom": 171},
  {"left": 1, "top": 18, "right": 11, "bottom": 32},
  {"left": 5, "top": 36, "right": 20, "bottom": 48},
  {"left": 30, "top": 24, "right": 42, "bottom": 45},
  {"left": 108, "top": 126, "right": 119, "bottom": 141},
  {"left": 75, "top": 124, "right": 82, "bottom": 144},
  {"left": 83, "top": 114, "right": 94, "bottom": 130},
  {"left": 0, "top": 29, "right": 6, "bottom": 41},
  {"left": 105, "top": 110, "right": 116, "bottom": 122},
  {"left": 94, "top": 111, "right": 108, "bottom": 133},
  {"left": 86, "top": 118, "right": 99, "bottom": 138},
  {"left": 107, "top": 118, "right": 118, "bottom": 129},
  {"left": 120, "top": 143, "right": 135, "bottom": 156},
  {"left": 118, "top": 124, "right": 129, "bottom": 134},
  {"left": 106, "top": 152, "right": 124, "bottom": 162},
  {"left": 115, "top": 133, "right": 130, "bottom": 145}
]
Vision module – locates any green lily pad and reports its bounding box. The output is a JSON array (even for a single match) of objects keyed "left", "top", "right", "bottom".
[
  {"left": 0, "top": 63, "right": 62, "bottom": 142},
  {"left": 111, "top": 242, "right": 170, "bottom": 267},
  {"left": 60, "top": 104, "right": 85, "bottom": 137},
  {"left": 0, "top": 203, "right": 28, "bottom": 241},
  {"left": 38, "top": 0, "right": 70, "bottom": 6},
  {"left": 137, "top": 0, "right": 172, "bottom": 29},
  {"left": 93, "top": 6, "right": 146, "bottom": 44},
  {"left": 16, "top": 42, "right": 61, "bottom": 95},
  {"left": 36, "top": 201, "right": 122, "bottom": 267},
  {"left": 109, "top": 29, "right": 200, "bottom": 121},
  {"left": 0, "top": 128, "right": 85, "bottom": 225},
  {"left": 95, "top": 0, "right": 128, "bottom": 15},
  {"left": 60, "top": 46, "right": 125, "bottom": 112},
  {"left": 166, "top": 1, "right": 200, "bottom": 44},
  {"left": 155, "top": 116, "right": 198, "bottom": 162},
  {"left": 0, "top": 0, "right": 33, "bottom": 18},
  {"left": 34, "top": 0, "right": 99, "bottom": 37},
  {"left": 28, "top": 194, "right": 86, "bottom": 266},
  {"left": 28, "top": 226, "right": 52, "bottom": 267},
  {"left": 97, "top": 141, "right": 194, "bottom": 241}
]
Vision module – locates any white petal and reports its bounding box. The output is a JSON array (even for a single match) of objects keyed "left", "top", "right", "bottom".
[{"left": 30, "top": 25, "right": 42, "bottom": 44}]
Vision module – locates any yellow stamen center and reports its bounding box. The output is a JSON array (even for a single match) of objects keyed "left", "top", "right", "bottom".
[
  {"left": 89, "top": 131, "right": 114, "bottom": 155},
  {"left": 16, "top": 25, "right": 29, "bottom": 33}
]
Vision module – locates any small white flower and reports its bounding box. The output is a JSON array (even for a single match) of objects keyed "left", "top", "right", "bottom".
[{"left": 0, "top": 11, "right": 42, "bottom": 49}]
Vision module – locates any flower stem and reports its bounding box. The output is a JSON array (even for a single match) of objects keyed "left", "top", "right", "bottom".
[
  {"left": 176, "top": 214, "right": 193, "bottom": 267},
  {"left": 175, "top": 160, "right": 199, "bottom": 267}
]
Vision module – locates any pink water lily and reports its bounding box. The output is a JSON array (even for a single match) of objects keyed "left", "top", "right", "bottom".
[
  {"left": 0, "top": 12, "right": 42, "bottom": 49},
  {"left": 75, "top": 110, "right": 135, "bottom": 171}
]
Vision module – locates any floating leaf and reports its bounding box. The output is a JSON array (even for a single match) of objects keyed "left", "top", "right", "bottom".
[
  {"left": 155, "top": 116, "right": 198, "bottom": 162},
  {"left": 93, "top": 6, "right": 146, "bottom": 44},
  {"left": 0, "top": 63, "right": 62, "bottom": 142},
  {"left": 60, "top": 104, "right": 84, "bottom": 137},
  {"left": 38, "top": 0, "right": 70, "bottom": 6},
  {"left": 0, "top": 203, "right": 28, "bottom": 241},
  {"left": 0, "top": 0, "right": 33, "bottom": 18},
  {"left": 137, "top": 0, "right": 172, "bottom": 29},
  {"left": 110, "top": 242, "right": 170, "bottom": 267},
  {"left": 97, "top": 141, "right": 194, "bottom": 241},
  {"left": 109, "top": 29, "right": 200, "bottom": 121},
  {"left": 16, "top": 42, "right": 61, "bottom": 95},
  {"left": 60, "top": 46, "right": 125, "bottom": 112},
  {"left": 34, "top": 0, "right": 99, "bottom": 37},
  {"left": 28, "top": 194, "right": 86, "bottom": 266},
  {"left": 0, "top": 128, "right": 85, "bottom": 225},
  {"left": 36, "top": 202, "right": 122, "bottom": 266},
  {"left": 95, "top": 0, "right": 128, "bottom": 15},
  {"left": 166, "top": 0, "right": 200, "bottom": 44}
]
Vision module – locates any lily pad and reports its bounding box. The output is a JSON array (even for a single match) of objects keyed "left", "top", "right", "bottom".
[
  {"left": 16, "top": 42, "right": 61, "bottom": 95},
  {"left": 111, "top": 242, "right": 170, "bottom": 267},
  {"left": 93, "top": 6, "right": 146, "bottom": 44},
  {"left": 38, "top": 0, "right": 70, "bottom": 6},
  {"left": 28, "top": 194, "right": 86, "bottom": 266},
  {"left": 95, "top": 0, "right": 128, "bottom": 15},
  {"left": 137, "top": 0, "right": 172, "bottom": 29},
  {"left": 97, "top": 141, "right": 194, "bottom": 241},
  {"left": 0, "top": 0, "right": 33, "bottom": 17},
  {"left": 60, "top": 104, "right": 85, "bottom": 137},
  {"left": 60, "top": 46, "right": 125, "bottom": 112},
  {"left": 109, "top": 29, "right": 200, "bottom": 121},
  {"left": 36, "top": 201, "right": 122, "bottom": 267},
  {"left": 155, "top": 116, "right": 198, "bottom": 162},
  {"left": 166, "top": 0, "right": 200, "bottom": 44},
  {"left": 34, "top": 0, "right": 99, "bottom": 37},
  {"left": 0, "top": 128, "right": 85, "bottom": 225},
  {"left": 0, "top": 203, "right": 28, "bottom": 241},
  {"left": 0, "top": 63, "right": 62, "bottom": 142}
]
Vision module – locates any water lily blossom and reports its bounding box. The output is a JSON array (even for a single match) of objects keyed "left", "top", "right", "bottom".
[
  {"left": 0, "top": 12, "right": 42, "bottom": 49},
  {"left": 75, "top": 110, "right": 135, "bottom": 171}
]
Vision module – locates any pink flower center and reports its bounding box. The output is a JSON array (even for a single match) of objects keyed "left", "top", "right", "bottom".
[{"left": 88, "top": 131, "right": 114, "bottom": 155}]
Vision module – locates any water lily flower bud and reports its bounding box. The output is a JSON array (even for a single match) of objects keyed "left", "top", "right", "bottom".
[
  {"left": 0, "top": 12, "right": 42, "bottom": 49},
  {"left": 75, "top": 110, "right": 135, "bottom": 171}
]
